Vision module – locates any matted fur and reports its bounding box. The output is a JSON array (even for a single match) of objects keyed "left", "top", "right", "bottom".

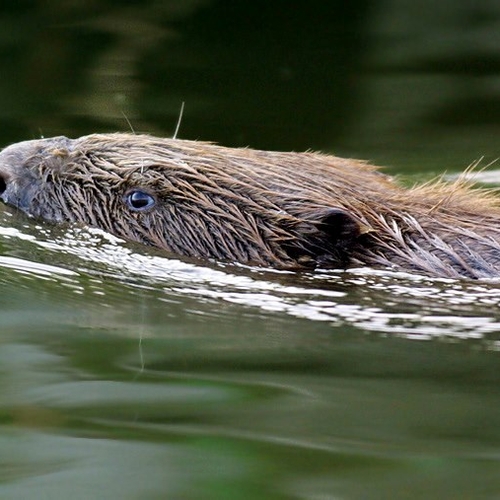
[{"left": 1, "top": 132, "right": 500, "bottom": 279}]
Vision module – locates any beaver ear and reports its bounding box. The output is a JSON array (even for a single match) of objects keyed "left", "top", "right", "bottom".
[
  {"left": 318, "top": 208, "right": 361, "bottom": 244},
  {"left": 310, "top": 208, "right": 363, "bottom": 267},
  {"left": 287, "top": 207, "right": 364, "bottom": 268}
]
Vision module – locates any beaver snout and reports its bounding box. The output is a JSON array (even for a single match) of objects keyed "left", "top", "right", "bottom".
[
  {"left": 0, "top": 170, "right": 38, "bottom": 216},
  {"left": 0, "top": 136, "right": 73, "bottom": 216},
  {"left": 0, "top": 141, "right": 40, "bottom": 213}
]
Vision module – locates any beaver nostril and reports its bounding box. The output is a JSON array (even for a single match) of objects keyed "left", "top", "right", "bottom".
[{"left": 0, "top": 174, "right": 7, "bottom": 196}]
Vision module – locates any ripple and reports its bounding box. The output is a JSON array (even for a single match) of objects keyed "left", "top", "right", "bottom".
[
  {"left": 2, "top": 210, "right": 500, "bottom": 343},
  {"left": 0, "top": 256, "right": 78, "bottom": 278}
]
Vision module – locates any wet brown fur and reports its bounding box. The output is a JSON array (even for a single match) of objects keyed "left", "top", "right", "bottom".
[{"left": 1, "top": 132, "right": 500, "bottom": 279}]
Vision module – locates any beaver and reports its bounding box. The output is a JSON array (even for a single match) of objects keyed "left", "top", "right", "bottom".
[{"left": 0, "top": 132, "right": 500, "bottom": 279}]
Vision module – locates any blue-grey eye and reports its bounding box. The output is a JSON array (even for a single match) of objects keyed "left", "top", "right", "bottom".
[{"left": 125, "top": 190, "right": 156, "bottom": 211}]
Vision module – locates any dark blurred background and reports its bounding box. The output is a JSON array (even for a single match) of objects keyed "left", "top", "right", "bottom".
[{"left": 1, "top": 0, "right": 500, "bottom": 171}]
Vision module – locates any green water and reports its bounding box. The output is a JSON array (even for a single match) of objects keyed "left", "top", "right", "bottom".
[{"left": 1, "top": 1, "right": 500, "bottom": 499}]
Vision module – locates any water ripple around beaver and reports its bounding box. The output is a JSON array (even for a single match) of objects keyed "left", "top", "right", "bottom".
[{"left": 1, "top": 205, "right": 500, "bottom": 346}]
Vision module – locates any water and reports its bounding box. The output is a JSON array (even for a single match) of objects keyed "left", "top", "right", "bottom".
[
  {"left": 2, "top": 1, "right": 500, "bottom": 499},
  {"left": 2, "top": 203, "right": 500, "bottom": 499}
]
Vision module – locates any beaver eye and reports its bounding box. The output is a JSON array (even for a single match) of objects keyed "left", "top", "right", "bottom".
[{"left": 125, "top": 190, "right": 156, "bottom": 211}]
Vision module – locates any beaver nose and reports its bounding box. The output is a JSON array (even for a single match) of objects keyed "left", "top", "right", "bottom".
[
  {"left": 0, "top": 170, "right": 7, "bottom": 197},
  {"left": 0, "top": 141, "right": 41, "bottom": 213},
  {"left": 0, "top": 165, "right": 34, "bottom": 212},
  {"left": 0, "top": 136, "right": 73, "bottom": 214},
  {"left": 0, "top": 161, "right": 17, "bottom": 202}
]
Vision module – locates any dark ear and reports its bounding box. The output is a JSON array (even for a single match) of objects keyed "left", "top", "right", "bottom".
[
  {"left": 311, "top": 207, "right": 362, "bottom": 268},
  {"left": 284, "top": 207, "right": 363, "bottom": 268},
  {"left": 319, "top": 208, "right": 361, "bottom": 248}
]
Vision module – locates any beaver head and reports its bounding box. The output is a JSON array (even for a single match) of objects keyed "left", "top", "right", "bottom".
[
  {"left": 0, "top": 133, "right": 374, "bottom": 269},
  {"left": 2, "top": 132, "right": 500, "bottom": 279}
]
